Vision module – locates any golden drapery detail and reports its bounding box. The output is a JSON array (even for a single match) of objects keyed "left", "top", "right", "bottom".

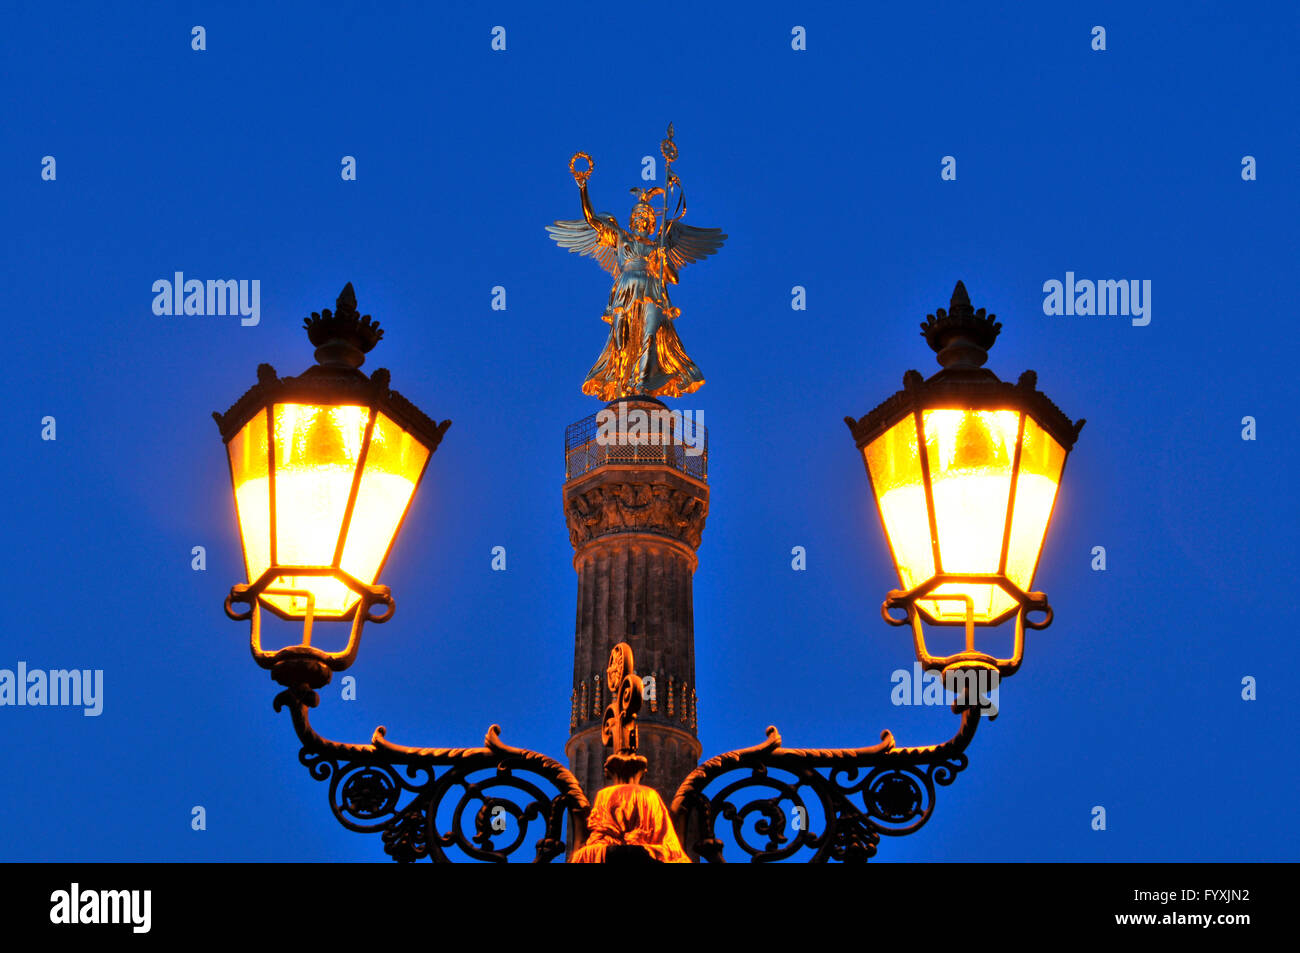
[
  {"left": 580, "top": 272, "right": 703, "bottom": 401},
  {"left": 569, "top": 783, "right": 691, "bottom": 863}
]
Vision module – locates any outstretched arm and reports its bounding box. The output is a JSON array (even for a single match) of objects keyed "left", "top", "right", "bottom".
[
  {"left": 579, "top": 183, "right": 618, "bottom": 245},
  {"left": 547, "top": 154, "right": 621, "bottom": 276}
]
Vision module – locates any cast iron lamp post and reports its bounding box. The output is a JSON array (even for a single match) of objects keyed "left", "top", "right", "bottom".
[{"left": 214, "top": 280, "right": 1082, "bottom": 862}]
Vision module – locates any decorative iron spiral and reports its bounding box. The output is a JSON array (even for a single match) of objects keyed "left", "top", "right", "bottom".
[
  {"left": 672, "top": 711, "right": 980, "bottom": 862},
  {"left": 275, "top": 690, "right": 588, "bottom": 863}
]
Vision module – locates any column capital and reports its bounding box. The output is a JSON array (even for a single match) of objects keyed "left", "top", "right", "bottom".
[{"left": 563, "top": 467, "right": 708, "bottom": 552}]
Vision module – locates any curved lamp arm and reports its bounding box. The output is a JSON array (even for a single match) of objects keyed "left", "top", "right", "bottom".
[
  {"left": 671, "top": 704, "right": 981, "bottom": 862},
  {"left": 272, "top": 686, "right": 590, "bottom": 863}
]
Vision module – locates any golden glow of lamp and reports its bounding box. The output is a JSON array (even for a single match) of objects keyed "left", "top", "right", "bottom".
[
  {"left": 213, "top": 284, "right": 450, "bottom": 691},
  {"left": 845, "top": 281, "right": 1084, "bottom": 679}
]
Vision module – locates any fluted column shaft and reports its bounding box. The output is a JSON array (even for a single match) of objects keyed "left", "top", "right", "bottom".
[{"left": 562, "top": 411, "right": 709, "bottom": 811}]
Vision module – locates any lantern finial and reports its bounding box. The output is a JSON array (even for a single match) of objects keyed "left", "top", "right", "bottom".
[
  {"left": 920, "top": 280, "right": 1002, "bottom": 371},
  {"left": 303, "top": 282, "right": 385, "bottom": 370}
]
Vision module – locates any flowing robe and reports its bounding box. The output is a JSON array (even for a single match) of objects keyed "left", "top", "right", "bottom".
[
  {"left": 569, "top": 783, "right": 691, "bottom": 863},
  {"left": 582, "top": 232, "right": 704, "bottom": 400}
]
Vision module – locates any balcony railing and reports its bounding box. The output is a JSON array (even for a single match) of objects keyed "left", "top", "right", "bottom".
[{"left": 564, "top": 405, "right": 708, "bottom": 482}]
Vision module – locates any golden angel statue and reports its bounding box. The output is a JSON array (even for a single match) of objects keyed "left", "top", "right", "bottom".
[{"left": 547, "top": 125, "right": 726, "bottom": 400}]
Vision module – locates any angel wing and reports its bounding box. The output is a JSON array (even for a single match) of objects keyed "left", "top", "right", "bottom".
[
  {"left": 663, "top": 221, "right": 727, "bottom": 284},
  {"left": 546, "top": 215, "right": 621, "bottom": 277}
]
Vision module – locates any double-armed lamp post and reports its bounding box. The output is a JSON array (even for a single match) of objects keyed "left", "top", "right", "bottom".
[
  {"left": 212, "top": 275, "right": 1083, "bottom": 862},
  {"left": 214, "top": 120, "right": 1080, "bottom": 864}
]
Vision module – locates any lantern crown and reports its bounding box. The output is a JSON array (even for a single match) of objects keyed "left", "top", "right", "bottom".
[
  {"left": 303, "top": 282, "right": 385, "bottom": 369},
  {"left": 212, "top": 284, "right": 450, "bottom": 451},
  {"left": 920, "top": 280, "right": 1003, "bottom": 372},
  {"left": 845, "top": 281, "right": 1085, "bottom": 453}
]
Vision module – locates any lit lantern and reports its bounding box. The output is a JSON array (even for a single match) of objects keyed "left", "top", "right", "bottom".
[
  {"left": 214, "top": 284, "right": 450, "bottom": 686},
  {"left": 845, "top": 282, "right": 1083, "bottom": 675}
]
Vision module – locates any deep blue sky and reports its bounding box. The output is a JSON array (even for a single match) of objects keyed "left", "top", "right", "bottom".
[{"left": 2, "top": 1, "right": 1296, "bottom": 861}]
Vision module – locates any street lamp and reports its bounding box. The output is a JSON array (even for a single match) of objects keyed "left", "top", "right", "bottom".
[
  {"left": 845, "top": 280, "right": 1085, "bottom": 678},
  {"left": 214, "top": 283, "right": 450, "bottom": 692}
]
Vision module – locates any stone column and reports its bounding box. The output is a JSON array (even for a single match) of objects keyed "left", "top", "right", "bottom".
[{"left": 562, "top": 398, "right": 708, "bottom": 816}]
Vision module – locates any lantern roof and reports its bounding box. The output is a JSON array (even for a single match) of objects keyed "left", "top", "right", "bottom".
[
  {"left": 844, "top": 281, "right": 1085, "bottom": 452},
  {"left": 212, "top": 284, "right": 451, "bottom": 450}
]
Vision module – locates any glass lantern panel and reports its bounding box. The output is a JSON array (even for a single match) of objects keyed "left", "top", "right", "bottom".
[
  {"left": 228, "top": 409, "right": 270, "bottom": 587},
  {"left": 918, "top": 409, "right": 1021, "bottom": 623},
  {"left": 1005, "top": 416, "right": 1066, "bottom": 594},
  {"left": 864, "top": 415, "right": 933, "bottom": 591},
  {"left": 339, "top": 412, "right": 430, "bottom": 585},
  {"left": 267, "top": 403, "right": 372, "bottom": 617}
]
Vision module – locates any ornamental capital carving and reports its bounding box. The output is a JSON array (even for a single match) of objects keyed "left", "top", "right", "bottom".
[{"left": 563, "top": 469, "right": 708, "bottom": 551}]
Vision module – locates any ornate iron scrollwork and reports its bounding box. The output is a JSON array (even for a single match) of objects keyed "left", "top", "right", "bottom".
[
  {"left": 275, "top": 687, "right": 590, "bottom": 862},
  {"left": 271, "top": 676, "right": 980, "bottom": 862},
  {"left": 670, "top": 706, "right": 980, "bottom": 862}
]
